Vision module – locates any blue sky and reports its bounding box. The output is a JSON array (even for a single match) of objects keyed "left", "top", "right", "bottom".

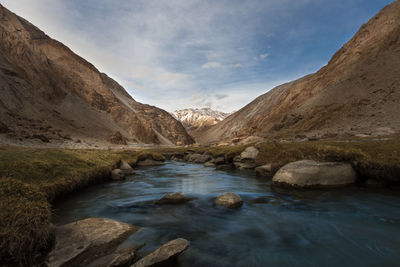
[{"left": 1, "top": 0, "right": 394, "bottom": 112}]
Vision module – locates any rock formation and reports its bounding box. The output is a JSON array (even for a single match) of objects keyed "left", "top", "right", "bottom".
[
  {"left": 198, "top": 1, "right": 400, "bottom": 144},
  {"left": 0, "top": 4, "right": 193, "bottom": 146}
]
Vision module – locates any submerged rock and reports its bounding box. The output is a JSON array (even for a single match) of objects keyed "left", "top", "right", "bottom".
[
  {"left": 111, "top": 169, "right": 125, "bottom": 181},
  {"left": 46, "top": 218, "right": 138, "bottom": 267},
  {"left": 119, "top": 161, "right": 135, "bottom": 175},
  {"left": 272, "top": 160, "right": 357, "bottom": 188},
  {"left": 215, "top": 192, "right": 243, "bottom": 208},
  {"left": 132, "top": 238, "right": 189, "bottom": 267},
  {"left": 157, "top": 192, "right": 191, "bottom": 205}
]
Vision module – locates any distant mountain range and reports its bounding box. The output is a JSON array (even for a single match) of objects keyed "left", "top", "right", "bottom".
[
  {"left": 172, "top": 108, "right": 230, "bottom": 140},
  {"left": 197, "top": 1, "right": 400, "bottom": 144},
  {"left": 0, "top": 4, "right": 193, "bottom": 147}
]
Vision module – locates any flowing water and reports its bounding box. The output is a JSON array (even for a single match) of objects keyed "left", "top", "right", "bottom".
[{"left": 53, "top": 161, "right": 400, "bottom": 266}]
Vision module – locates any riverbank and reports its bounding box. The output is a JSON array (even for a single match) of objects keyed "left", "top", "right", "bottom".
[
  {"left": 1, "top": 135, "right": 399, "bottom": 265},
  {"left": 0, "top": 147, "right": 163, "bottom": 265}
]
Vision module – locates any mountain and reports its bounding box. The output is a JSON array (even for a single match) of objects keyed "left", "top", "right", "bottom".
[
  {"left": 172, "top": 108, "right": 230, "bottom": 140},
  {"left": 0, "top": 4, "right": 193, "bottom": 147},
  {"left": 198, "top": 1, "right": 400, "bottom": 144}
]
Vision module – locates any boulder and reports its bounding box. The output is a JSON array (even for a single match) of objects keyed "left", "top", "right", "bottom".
[
  {"left": 212, "top": 156, "right": 226, "bottom": 165},
  {"left": 240, "top": 146, "right": 259, "bottom": 160},
  {"left": 111, "top": 169, "right": 125, "bottom": 181},
  {"left": 204, "top": 161, "right": 216, "bottom": 167},
  {"left": 234, "top": 159, "right": 257, "bottom": 170},
  {"left": 46, "top": 218, "right": 139, "bottom": 267},
  {"left": 185, "top": 153, "right": 211, "bottom": 163},
  {"left": 215, "top": 192, "right": 243, "bottom": 208},
  {"left": 119, "top": 161, "right": 135, "bottom": 175},
  {"left": 255, "top": 164, "right": 273, "bottom": 177},
  {"left": 132, "top": 238, "right": 190, "bottom": 267},
  {"left": 88, "top": 246, "right": 137, "bottom": 267},
  {"left": 272, "top": 160, "right": 357, "bottom": 188},
  {"left": 156, "top": 193, "right": 191, "bottom": 205},
  {"left": 137, "top": 159, "right": 164, "bottom": 166},
  {"left": 216, "top": 164, "right": 234, "bottom": 171}
]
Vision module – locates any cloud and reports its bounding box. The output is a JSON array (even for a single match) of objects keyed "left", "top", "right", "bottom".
[
  {"left": 201, "top": 62, "right": 222, "bottom": 69},
  {"left": 2, "top": 0, "right": 389, "bottom": 113},
  {"left": 215, "top": 94, "right": 229, "bottom": 100}
]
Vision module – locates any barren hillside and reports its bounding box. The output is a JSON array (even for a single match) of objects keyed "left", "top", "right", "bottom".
[
  {"left": 198, "top": 1, "right": 400, "bottom": 144},
  {"left": 0, "top": 4, "right": 193, "bottom": 147}
]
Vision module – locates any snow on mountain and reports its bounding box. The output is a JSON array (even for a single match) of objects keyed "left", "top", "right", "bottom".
[{"left": 172, "top": 108, "right": 230, "bottom": 131}]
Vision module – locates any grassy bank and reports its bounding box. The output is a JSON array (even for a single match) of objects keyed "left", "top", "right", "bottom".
[
  {"left": 0, "top": 147, "right": 159, "bottom": 265},
  {"left": 1, "top": 136, "right": 399, "bottom": 265}
]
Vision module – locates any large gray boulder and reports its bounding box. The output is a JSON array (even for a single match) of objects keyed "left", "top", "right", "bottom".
[
  {"left": 132, "top": 238, "right": 190, "bottom": 267},
  {"left": 47, "top": 218, "right": 139, "bottom": 267},
  {"left": 272, "top": 160, "right": 357, "bottom": 188},
  {"left": 215, "top": 192, "right": 243, "bottom": 208},
  {"left": 156, "top": 192, "right": 191, "bottom": 205}
]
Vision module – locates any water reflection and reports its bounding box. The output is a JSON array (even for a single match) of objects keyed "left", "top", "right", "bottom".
[{"left": 53, "top": 161, "right": 400, "bottom": 267}]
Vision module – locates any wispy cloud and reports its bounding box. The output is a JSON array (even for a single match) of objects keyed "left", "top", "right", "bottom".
[
  {"left": 1, "top": 0, "right": 394, "bottom": 112},
  {"left": 201, "top": 62, "right": 221, "bottom": 69}
]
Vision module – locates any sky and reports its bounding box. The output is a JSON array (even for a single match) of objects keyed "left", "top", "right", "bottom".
[{"left": 1, "top": 0, "right": 395, "bottom": 112}]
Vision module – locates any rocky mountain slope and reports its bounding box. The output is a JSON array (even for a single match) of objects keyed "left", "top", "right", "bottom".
[
  {"left": 0, "top": 4, "right": 193, "bottom": 147},
  {"left": 172, "top": 108, "right": 229, "bottom": 130},
  {"left": 172, "top": 108, "right": 230, "bottom": 141},
  {"left": 198, "top": 1, "right": 400, "bottom": 144}
]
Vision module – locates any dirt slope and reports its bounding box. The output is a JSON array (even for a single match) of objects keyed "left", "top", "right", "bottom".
[
  {"left": 0, "top": 4, "right": 193, "bottom": 146},
  {"left": 198, "top": 1, "right": 400, "bottom": 144}
]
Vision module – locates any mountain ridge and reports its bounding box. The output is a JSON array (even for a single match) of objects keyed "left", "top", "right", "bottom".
[
  {"left": 0, "top": 4, "right": 193, "bottom": 147},
  {"left": 172, "top": 108, "right": 230, "bottom": 141},
  {"left": 198, "top": 1, "right": 400, "bottom": 144}
]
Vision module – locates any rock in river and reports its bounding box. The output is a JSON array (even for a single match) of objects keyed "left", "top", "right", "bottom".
[
  {"left": 272, "top": 160, "right": 357, "bottom": 188},
  {"left": 215, "top": 192, "right": 243, "bottom": 208},
  {"left": 157, "top": 192, "right": 191, "bottom": 205},
  {"left": 119, "top": 161, "right": 135, "bottom": 175},
  {"left": 132, "top": 238, "right": 190, "bottom": 267},
  {"left": 111, "top": 169, "right": 125, "bottom": 181},
  {"left": 46, "top": 218, "right": 139, "bottom": 267},
  {"left": 137, "top": 159, "right": 165, "bottom": 166},
  {"left": 255, "top": 164, "right": 273, "bottom": 177}
]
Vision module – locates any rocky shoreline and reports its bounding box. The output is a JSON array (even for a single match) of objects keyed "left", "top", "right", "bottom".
[{"left": 162, "top": 146, "right": 381, "bottom": 189}]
